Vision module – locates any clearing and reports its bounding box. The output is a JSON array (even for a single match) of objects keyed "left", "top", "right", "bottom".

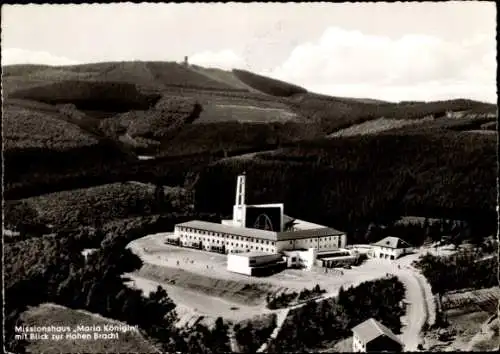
[{"left": 329, "top": 117, "right": 434, "bottom": 137}]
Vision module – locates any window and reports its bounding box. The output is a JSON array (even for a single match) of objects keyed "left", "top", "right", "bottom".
[
  {"left": 289, "top": 241, "right": 293, "bottom": 245},
  {"left": 271, "top": 241, "right": 275, "bottom": 246},
  {"left": 266, "top": 240, "right": 269, "bottom": 245}
]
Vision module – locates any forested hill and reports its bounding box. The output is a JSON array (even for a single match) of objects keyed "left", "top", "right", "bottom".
[
  {"left": 194, "top": 131, "right": 497, "bottom": 239},
  {"left": 2, "top": 60, "right": 497, "bottom": 202}
]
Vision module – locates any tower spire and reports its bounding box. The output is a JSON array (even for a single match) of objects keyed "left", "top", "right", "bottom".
[
  {"left": 233, "top": 174, "right": 247, "bottom": 227},
  {"left": 235, "top": 174, "right": 246, "bottom": 206}
]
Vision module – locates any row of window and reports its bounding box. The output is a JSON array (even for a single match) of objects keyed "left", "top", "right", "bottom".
[
  {"left": 176, "top": 228, "right": 340, "bottom": 247},
  {"left": 196, "top": 243, "right": 272, "bottom": 253},
  {"left": 317, "top": 244, "right": 337, "bottom": 249},
  {"left": 296, "top": 237, "right": 339, "bottom": 243},
  {"left": 177, "top": 229, "right": 276, "bottom": 245}
]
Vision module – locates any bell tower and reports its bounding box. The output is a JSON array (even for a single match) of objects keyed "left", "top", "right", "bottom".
[{"left": 232, "top": 173, "right": 246, "bottom": 227}]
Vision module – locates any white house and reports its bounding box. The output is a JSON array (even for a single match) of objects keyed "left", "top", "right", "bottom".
[
  {"left": 352, "top": 318, "right": 404, "bottom": 352},
  {"left": 370, "top": 237, "right": 414, "bottom": 260}
]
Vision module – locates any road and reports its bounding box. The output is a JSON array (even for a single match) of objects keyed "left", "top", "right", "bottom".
[
  {"left": 258, "top": 255, "right": 435, "bottom": 352},
  {"left": 128, "top": 235, "right": 436, "bottom": 352},
  {"left": 368, "top": 252, "right": 436, "bottom": 351}
]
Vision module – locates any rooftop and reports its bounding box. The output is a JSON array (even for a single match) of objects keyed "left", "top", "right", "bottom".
[
  {"left": 231, "top": 251, "right": 279, "bottom": 258},
  {"left": 352, "top": 318, "right": 403, "bottom": 346},
  {"left": 371, "top": 236, "right": 413, "bottom": 249},
  {"left": 176, "top": 220, "right": 278, "bottom": 241},
  {"left": 176, "top": 220, "right": 344, "bottom": 242},
  {"left": 283, "top": 214, "right": 330, "bottom": 230},
  {"left": 277, "top": 227, "right": 344, "bottom": 241}
]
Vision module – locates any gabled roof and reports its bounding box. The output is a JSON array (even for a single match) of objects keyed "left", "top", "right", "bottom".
[
  {"left": 371, "top": 236, "right": 413, "bottom": 249},
  {"left": 352, "top": 318, "right": 403, "bottom": 346},
  {"left": 277, "top": 227, "right": 344, "bottom": 241}
]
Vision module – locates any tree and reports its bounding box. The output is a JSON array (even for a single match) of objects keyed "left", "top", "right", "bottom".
[{"left": 210, "top": 317, "right": 231, "bottom": 353}]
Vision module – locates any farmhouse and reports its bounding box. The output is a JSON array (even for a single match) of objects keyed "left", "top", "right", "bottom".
[
  {"left": 352, "top": 318, "right": 404, "bottom": 352},
  {"left": 167, "top": 174, "right": 347, "bottom": 274},
  {"left": 370, "top": 236, "right": 414, "bottom": 260}
]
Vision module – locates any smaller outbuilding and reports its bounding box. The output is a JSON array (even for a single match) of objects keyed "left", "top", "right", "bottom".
[
  {"left": 352, "top": 318, "right": 404, "bottom": 352},
  {"left": 370, "top": 236, "right": 414, "bottom": 260},
  {"left": 227, "top": 252, "right": 285, "bottom": 276}
]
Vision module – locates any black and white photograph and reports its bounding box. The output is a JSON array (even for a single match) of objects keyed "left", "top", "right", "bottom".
[{"left": 1, "top": 2, "right": 498, "bottom": 353}]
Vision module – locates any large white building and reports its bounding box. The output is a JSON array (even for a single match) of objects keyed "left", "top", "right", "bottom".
[{"left": 166, "top": 174, "right": 347, "bottom": 275}]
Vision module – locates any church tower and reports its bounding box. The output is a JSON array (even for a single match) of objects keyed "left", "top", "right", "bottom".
[{"left": 232, "top": 174, "right": 246, "bottom": 227}]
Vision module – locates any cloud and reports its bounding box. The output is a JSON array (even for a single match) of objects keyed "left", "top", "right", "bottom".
[
  {"left": 2, "top": 48, "right": 80, "bottom": 66},
  {"left": 189, "top": 49, "right": 246, "bottom": 70},
  {"left": 263, "top": 27, "right": 496, "bottom": 102}
]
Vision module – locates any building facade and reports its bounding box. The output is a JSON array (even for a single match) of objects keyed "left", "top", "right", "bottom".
[
  {"left": 370, "top": 237, "right": 414, "bottom": 260},
  {"left": 171, "top": 220, "right": 346, "bottom": 255}
]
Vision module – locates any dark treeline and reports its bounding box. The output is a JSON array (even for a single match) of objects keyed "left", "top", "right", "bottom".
[
  {"left": 388, "top": 115, "right": 497, "bottom": 134},
  {"left": 268, "top": 277, "right": 405, "bottom": 352},
  {"left": 351, "top": 219, "right": 477, "bottom": 247},
  {"left": 4, "top": 213, "right": 228, "bottom": 354},
  {"left": 289, "top": 94, "right": 496, "bottom": 134},
  {"left": 156, "top": 121, "right": 323, "bottom": 156},
  {"left": 4, "top": 121, "right": 323, "bottom": 200},
  {"left": 9, "top": 80, "right": 161, "bottom": 112},
  {"left": 234, "top": 314, "right": 277, "bottom": 352},
  {"left": 195, "top": 132, "right": 496, "bottom": 244},
  {"left": 413, "top": 250, "right": 498, "bottom": 295},
  {"left": 4, "top": 195, "right": 221, "bottom": 241}
]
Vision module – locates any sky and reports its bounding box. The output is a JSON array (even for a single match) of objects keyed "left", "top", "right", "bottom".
[{"left": 1, "top": 2, "right": 497, "bottom": 103}]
